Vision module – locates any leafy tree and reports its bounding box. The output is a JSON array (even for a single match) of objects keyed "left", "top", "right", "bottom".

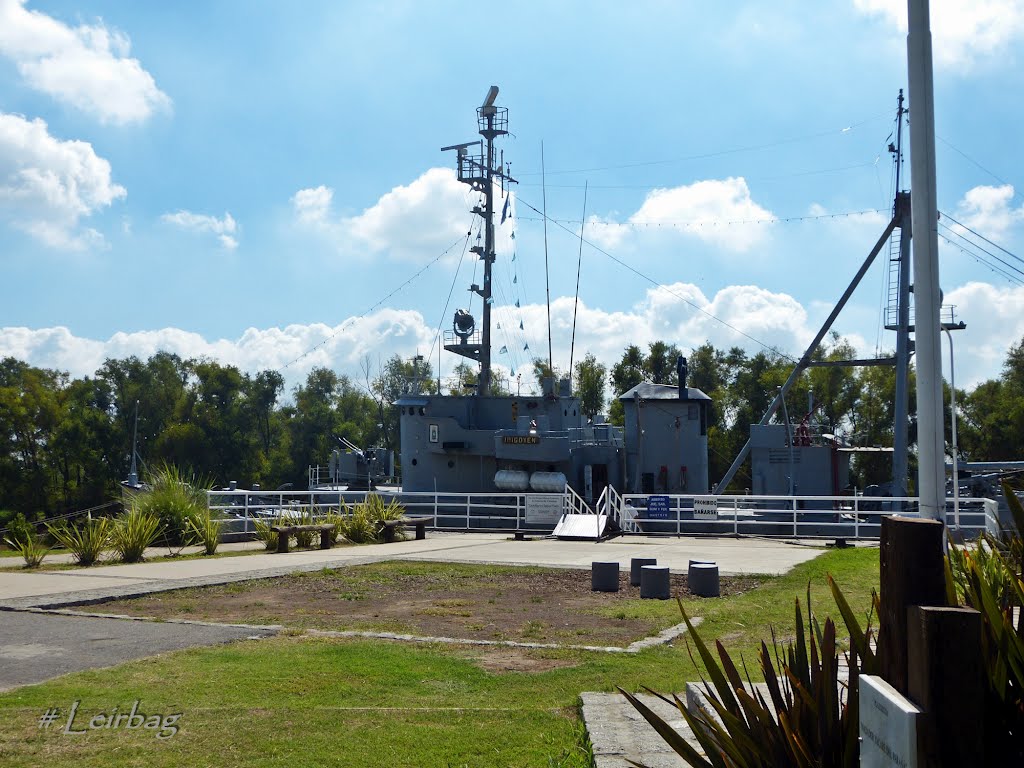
[
  {"left": 645, "top": 341, "right": 683, "bottom": 385},
  {"left": 573, "top": 353, "right": 607, "bottom": 419},
  {"left": 368, "top": 355, "right": 437, "bottom": 454},
  {"left": 610, "top": 344, "right": 646, "bottom": 396}
]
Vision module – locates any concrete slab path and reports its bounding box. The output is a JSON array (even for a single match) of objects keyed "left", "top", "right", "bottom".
[
  {"left": 0, "top": 611, "right": 274, "bottom": 692},
  {"left": 0, "top": 533, "right": 824, "bottom": 609}
]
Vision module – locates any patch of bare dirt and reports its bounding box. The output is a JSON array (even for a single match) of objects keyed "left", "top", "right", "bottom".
[
  {"left": 457, "top": 648, "right": 579, "bottom": 674},
  {"left": 94, "top": 564, "right": 763, "bottom": 648}
]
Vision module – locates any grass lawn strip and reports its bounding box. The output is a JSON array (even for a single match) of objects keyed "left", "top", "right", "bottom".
[{"left": 0, "top": 548, "right": 879, "bottom": 768}]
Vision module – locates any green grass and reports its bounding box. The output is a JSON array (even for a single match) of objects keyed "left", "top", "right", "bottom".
[
  {"left": 0, "top": 545, "right": 269, "bottom": 571},
  {"left": 0, "top": 547, "right": 879, "bottom": 767}
]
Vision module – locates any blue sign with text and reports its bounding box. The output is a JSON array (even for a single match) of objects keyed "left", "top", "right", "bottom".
[{"left": 647, "top": 495, "right": 670, "bottom": 519}]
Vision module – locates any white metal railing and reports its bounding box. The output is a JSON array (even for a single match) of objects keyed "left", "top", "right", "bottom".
[
  {"left": 207, "top": 488, "right": 562, "bottom": 536},
  {"left": 596, "top": 484, "right": 624, "bottom": 519},
  {"left": 206, "top": 488, "right": 993, "bottom": 541},
  {"left": 619, "top": 493, "right": 990, "bottom": 539},
  {"left": 563, "top": 484, "right": 594, "bottom": 516}
]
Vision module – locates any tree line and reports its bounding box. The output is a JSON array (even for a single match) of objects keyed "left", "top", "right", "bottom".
[
  {"left": 2, "top": 334, "right": 1022, "bottom": 518},
  {"left": 565, "top": 334, "right": 1024, "bottom": 492}
]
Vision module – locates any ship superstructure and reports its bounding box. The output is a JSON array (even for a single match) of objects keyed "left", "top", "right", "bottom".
[{"left": 396, "top": 88, "right": 711, "bottom": 506}]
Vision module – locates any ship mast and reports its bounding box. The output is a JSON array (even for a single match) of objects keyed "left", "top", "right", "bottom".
[{"left": 442, "top": 86, "right": 515, "bottom": 396}]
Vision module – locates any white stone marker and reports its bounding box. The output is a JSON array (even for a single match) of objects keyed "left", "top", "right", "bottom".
[{"left": 859, "top": 674, "right": 919, "bottom": 768}]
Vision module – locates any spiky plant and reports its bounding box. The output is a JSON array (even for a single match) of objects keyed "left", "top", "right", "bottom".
[
  {"left": 338, "top": 504, "right": 377, "bottom": 544},
  {"left": 944, "top": 482, "right": 1024, "bottom": 762},
  {"left": 254, "top": 514, "right": 290, "bottom": 550},
  {"left": 620, "top": 578, "right": 877, "bottom": 768},
  {"left": 359, "top": 494, "right": 406, "bottom": 541},
  {"left": 47, "top": 517, "right": 111, "bottom": 566},
  {"left": 187, "top": 508, "right": 223, "bottom": 556},
  {"left": 4, "top": 534, "right": 49, "bottom": 568},
  {"left": 132, "top": 463, "right": 211, "bottom": 552},
  {"left": 294, "top": 507, "right": 315, "bottom": 548},
  {"left": 112, "top": 507, "right": 163, "bottom": 563},
  {"left": 323, "top": 508, "right": 348, "bottom": 546}
]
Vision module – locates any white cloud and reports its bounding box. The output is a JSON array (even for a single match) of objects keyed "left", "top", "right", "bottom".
[
  {"left": 0, "top": 309, "right": 437, "bottom": 395},
  {"left": 853, "top": 0, "right": 1024, "bottom": 70},
  {"left": 291, "top": 185, "right": 332, "bottom": 226},
  {"left": 0, "top": 0, "right": 170, "bottom": 123},
  {"left": 584, "top": 214, "right": 631, "bottom": 250},
  {"left": 292, "top": 167, "right": 474, "bottom": 261},
  {"left": 943, "top": 281, "right": 1024, "bottom": 387},
  {"left": 582, "top": 178, "right": 775, "bottom": 254},
  {"left": 951, "top": 184, "right": 1024, "bottom": 241},
  {"left": 161, "top": 210, "right": 239, "bottom": 250},
  {"left": 0, "top": 111, "right": 125, "bottom": 249},
  {"left": 5, "top": 279, "right": 1019, "bottom": 397}
]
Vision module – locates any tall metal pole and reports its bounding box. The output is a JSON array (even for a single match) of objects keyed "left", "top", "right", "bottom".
[
  {"left": 944, "top": 328, "right": 960, "bottom": 528},
  {"left": 541, "top": 142, "right": 554, "bottom": 381},
  {"left": 893, "top": 194, "right": 912, "bottom": 498},
  {"left": 479, "top": 111, "right": 496, "bottom": 396},
  {"left": 892, "top": 91, "right": 911, "bottom": 500},
  {"left": 907, "top": 0, "right": 945, "bottom": 521}
]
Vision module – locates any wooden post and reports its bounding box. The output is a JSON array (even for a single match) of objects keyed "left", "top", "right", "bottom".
[
  {"left": 275, "top": 527, "right": 291, "bottom": 554},
  {"left": 878, "top": 516, "right": 946, "bottom": 694},
  {"left": 907, "top": 606, "right": 983, "bottom": 768}
]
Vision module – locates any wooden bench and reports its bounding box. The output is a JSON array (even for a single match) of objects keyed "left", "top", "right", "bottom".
[
  {"left": 379, "top": 517, "right": 431, "bottom": 544},
  {"left": 270, "top": 523, "right": 336, "bottom": 553}
]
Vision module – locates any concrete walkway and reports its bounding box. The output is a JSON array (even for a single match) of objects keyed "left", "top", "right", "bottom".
[{"left": 0, "top": 532, "right": 824, "bottom": 609}]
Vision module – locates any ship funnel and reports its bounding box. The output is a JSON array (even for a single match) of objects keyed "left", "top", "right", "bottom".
[{"left": 677, "top": 355, "right": 688, "bottom": 398}]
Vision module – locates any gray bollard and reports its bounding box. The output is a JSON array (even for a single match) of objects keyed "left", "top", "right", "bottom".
[
  {"left": 689, "top": 562, "right": 720, "bottom": 597},
  {"left": 591, "top": 561, "right": 620, "bottom": 592},
  {"left": 640, "top": 565, "right": 671, "bottom": 599},
  {"left": 630, "top": 557, "right": 657, "bottom": 587},
  {"left": 687, "top": 559, "right": 715, "bottom": 592}
]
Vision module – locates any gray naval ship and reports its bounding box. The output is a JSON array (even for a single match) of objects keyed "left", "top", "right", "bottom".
[{"left": 394, "top": 87, "right": 712, "bottom": 512}]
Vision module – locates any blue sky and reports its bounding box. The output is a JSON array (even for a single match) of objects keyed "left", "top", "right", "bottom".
[{"left": 1, "top": 0, "right": 1023, "bottom": 396}]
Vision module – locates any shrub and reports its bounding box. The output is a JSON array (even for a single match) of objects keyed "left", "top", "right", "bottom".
[
  {"left": 187, "top": 508, "right": 223, "bottom": 556},
  {"left": 112, "top": 507, "right": 163, "bottom": 563},
  {"left": 338, "top": 505, "right": 377, "bottom": 544},
  {"left": 254, "top": 516, "right": 281, "bottom": 550},
  {"left": 293, "top": 507, "right": 315, "bottom": 548},
  {"left": 2, "top": 512, "right": 39, "bottom": 549},
  {"left": 4, "top": 534, "right": 49, "bottom": 568},
  {"left": 621, "top": 578, "right": 876, "bottom": 768},
  {"left": 359, "top": 494, "right": 406, "bottom": 542},
  {"left": 47, "top": 517, "right": 111, "bottom": 566},
  {"left": 323, "top": 509, "right": 347, "bottom": 545},
  {"left": 132, "top": 464, "right": 210, "bottom": 552}
]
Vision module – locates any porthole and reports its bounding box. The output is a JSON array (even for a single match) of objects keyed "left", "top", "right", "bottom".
[
  {"left": 411, "top": 458, "right": 418, "bottom": 466},
  {"left": 419, "top": 407, "right": 426, "bottom": 416},
  {"left": 447, "top": 460, "right": 455, "bottom": 469}
]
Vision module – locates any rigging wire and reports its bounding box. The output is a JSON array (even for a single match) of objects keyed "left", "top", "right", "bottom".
[
  {"left": 516, "top": 208, "right": 888, "bottom": 228},
  {"left": 516, "top": 160, "right": 880, "bottom": 189},
  {"left": 568, "top": 180, "right": 588, "bottom": 378},
  {"left": 515, "top": 110, "right": 892, "bottom": 177},
  {"left": 937, "top": 134, "right": 1018, "bottom": 197},
  {"left": 937, "top": 223, "right": 1024, "bottom": 286},
  {"left": 278, "top": 232, "right": 472, "bottom": 373},
  {"left": 515, "top": 195, "right": 799, "bottom": 364},
  {"left": 939, "top": 211, "right": 1024, "bottom": 267},
  {"left": 939, "top": 231, "right": 1024, "bottom": 287},
  {"left": 426, "top": 216, "right": 479, "bottom": 377}
]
